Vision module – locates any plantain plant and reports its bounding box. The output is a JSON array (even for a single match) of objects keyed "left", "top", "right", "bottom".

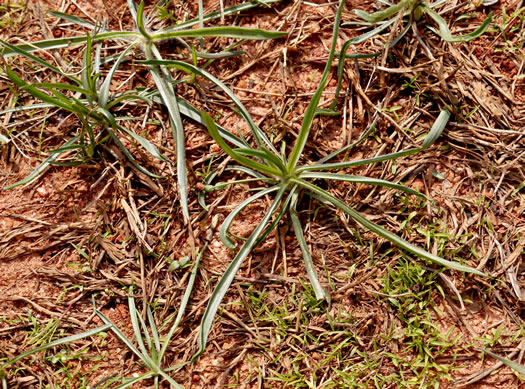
[
  {"left": 0, "top": 0, "right": 286, "bottom": 223},
  {"left": 175, "top": 0, "right": 487, "bottom": 359}
]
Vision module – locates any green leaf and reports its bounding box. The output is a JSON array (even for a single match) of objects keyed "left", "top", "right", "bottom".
[
  {"left": 194, "top": 50, "right": 246, "bottom": 59},
  {"left": 105, "top": 93, "right": 152, "bottom": 110},
  {"left": 424, "top": 7, "right": 492, "bottom": 42},
  {"left": 201, "top": 111, "right": 282, "bottom": 177},
  {"left": 136, "top": 1, "right": 152, "bottom": 40},
  {"left": 219, "top": 187, "right": 279, "bottom": 248},
  {"left": 483, "top": 350, "right": 525, "bottom": 376},
  {"left": 286, "top": 0, "right": 344, "bottom": 172},
  {"left": 145, "top": 59, "right": 276, "bottom": 152},
  {"left": 0, "top": 36, "right": 91, "bottom": 57},
  {"left": 299, "top": 172, "right": 428, "bottom": 199},
  {"left": 234, "top": 147, "right": 286, "bottom": 173},
  {"left": 119, "top": 126, "right": 167, "bottom": 161},
  {"left": 48, "top": 11, "right": 98, "bottom": 29},
  {"left": 0, "top": 40, "right": 81, "bottom": 84},
  {"left": 298, "top": 148, "right": 422, "bottom": 173},
  {"left": 0, "top": 133, "right": 10, "bottom": 144},
  {"left": 4, "top": 136, "right": 80, "bottom": 190},
  {"left": 128, "top": 296, "right": 156, "bottom": 366},
  {"left": 109, "top": 131, "right": 163, "bottom": 178},
  {"left": 159, "top": 244, "right": 208, "bottom": 361},
  {"left": 422, "top": 109, "right": 450, "bottom": 149},
  {"left": 24, "top": 82, "right": 95, "bottom": 96},
  {"left": 290, "top": 195, "right": 328, "bottom": 301},
  {"left": 5, "top": 67, "right": 75, "bottom": 113},
  {"left": 0, "top": 324, "right": 111, "bottom": 368},
  {"left": 193, "top": 185, "right": 287, "bottom": 362},
  {"left": 355, "top": 0, "right": 409, "bottom": 23},
  {"left": 112, "top": 373, "right": 155, "bottom": 389},
  {"left": 174, "top": 99, "right": 246, "bottom": 148},
  {"left": 99, "top": 43, "right": 137, "bottom": 108},
  {"left": 151, "top": 26, "right": 286, "bottom": 41},
  {"left": 93, "top": 297, "right": 150, "bottom": 365},
  {"left": 159, "top": 0, "right": 282, "bottom": 32},
  {"left": 144, "top": 44, "right": 189, "bottom": 222},
  {"left": 291, "top": 177, "right": 486, "bottom": 276},
  {"left": 254, "top": 185, "right": 297, "bottom": 248},
  {"left": 346, "top": 18, "right": 397, "bottom": 44},
  {"left": 317, "top": 118, "right": 377, "bottom": 164}
]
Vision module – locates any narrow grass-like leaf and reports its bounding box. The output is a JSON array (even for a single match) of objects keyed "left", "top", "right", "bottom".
[
  {"left": 209, "top": 177, "right": 275, "bottom": 191},
  {"left": 144, "top": 44, "right": 189, "bottom": 222},
  {"left": 93, "top": 298, "right": 150, "bottom": 364},
  {"left": 0, "top": 324, "right": 111, "bottom": 369},
  {"left": 149, "top": 60, "right": 276, "bottom": 152},
  {"left": 0, "top": 103, "right": 55, "bottom": 114},
  {"left": 298, "top": 148, "right": 422, "bottom": 173},
  {"left": 109, "top": 131, "right": 163, "bottom": 178},
  {"left": 0, "top": 40, "right": 80, "bottom": 84},
  {"left": 423, "top": 7, "right": 492, "bottom": 42},
  {"left": 0, "top": 36, "right": 91, "bottom": 57},
  {"left": 128, "top": 296, "right": 155, "bottom": 365},
  {"left": 151, "top": 26, "right": 286, "bottom": 41},
  {"left": 159, "top": 0, "right": 282, "bottom": 32},
  {"left": 194, "top": 50, "right": 245, "bottom": 59},
  {"left": 422, "top": 109, "right": 449, "bottom": 149},
  {"left": 346, "top": 17, "right": 397, "bottom": 44},
  {"left": 146, "top": 307, "right": 161, "bottom": 357},
  {"left": 219, "top": 186, "right": 279, "bottom": 248},
  {"left": 291, "top": 177, "right": 486, "bottom": 276},
  {"left": 290, "top": 196, "right": 327, "bottom": 300},
  {"left": 99, "top": 43, "right": 137, "bottom": 108},
  {"left": 105, "top": 93, "right": 152, "bottom": 109},
  {"left": 202, "top": 111, "right": 282, "bottom": 177},
  {"left": 166, "top": 98, "right": 247, "bottom": 148},
  {"left": 48, "top": 11, "right": 98, "bottom": 29},
  {"left": 119, "top": 126, "right": 166, "bottom": 161},
  {"left": 159, "top": 243, "right": 208, "bottom": 361},
  {"left": 253, "top": 185, "right": 297, "bottom": 247},
  {"left": 5, "top": 67, "right": 75, "bottom": 112},
  {"left": 389, "top": 21, "right": 411, "bottom": 48},
  {"left": 136, "top": 1, "right": 153, "bottom": 40},
  {"left": 483, "top": 350, "right": 525, "bottom": 376},
  {"left": 0, "top": 133, "right": 9, "bottom": 144},
  {"left": 126, "top": 0, "right": 138, "bottom": 22},
  {"left": 234, "top": 148, "right": 286, "bottom": 173},
  {"left": 25, "top": 83, "right": 95, "bottom": 96},
  {"left": 287, "top": 0, "right": 344, "bottom": 172},
  {"left": 158, "top": 371, "right": 184, "bottom": 389},
  {"left": 4, "top": 136, "right": 80, "bottom": 190},
  {"left": 0, "top": 32, "right": 136, "bottom": 58},
  {"left": 355, "top": 0, "right": 408, "bottom": 23},
  {"left": 193, "top": 185, "right": 288, "bottom": 361},
  {"left": 113, "top": 373, "right": 155, "bottom": 389},
  {"left": 299, "top": 172, "right": 428, "bottom": 199},
  {"left": 317, "top": 118, "right": 377, "bottom": 164}
]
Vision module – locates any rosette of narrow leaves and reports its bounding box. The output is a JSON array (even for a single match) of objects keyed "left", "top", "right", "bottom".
[
  {"left": 1, "top": 246, "right": 207, "bottom": 388},
  {"left": 185, "top": 0, "right": 487, "bottom": 360},
  {"left": 1, "top": 34, "right": 164, "bottom": 189},
  {"left": 0, "top": 0, "right": 286, "bottom": 222},
  {"left": 347, "top": 0, "right": 492, "bottom": 48}
]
